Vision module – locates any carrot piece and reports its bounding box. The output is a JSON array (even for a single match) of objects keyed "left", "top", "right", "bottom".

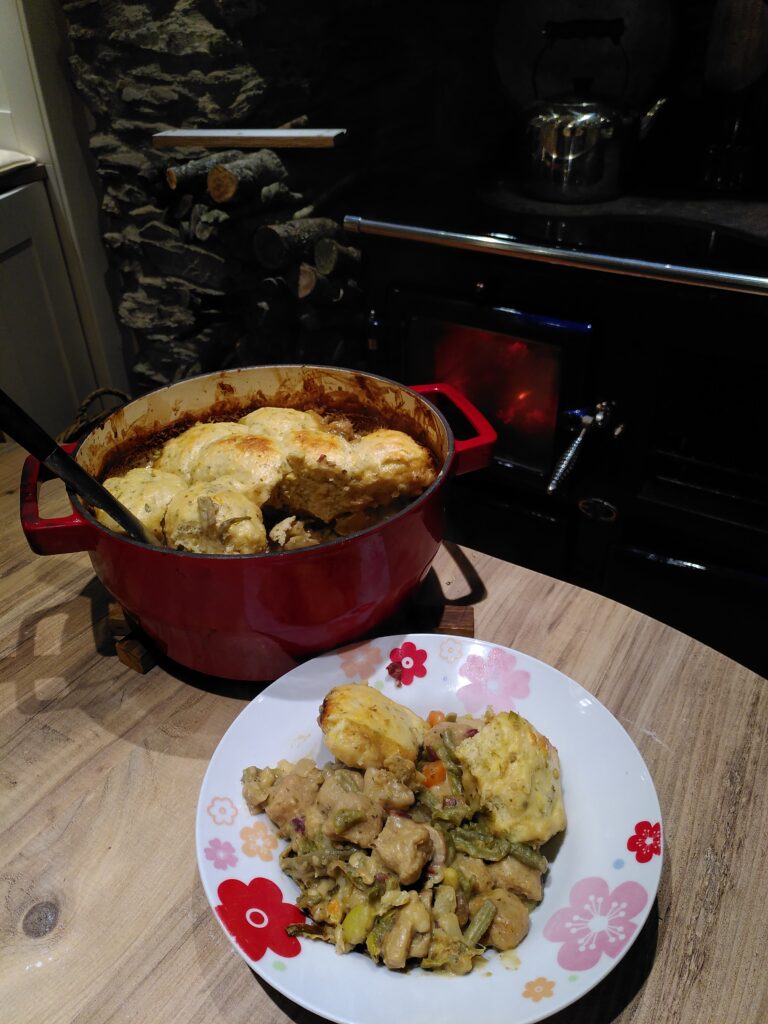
[
  {"left": 427, "top": 710, "right": 446, "bottom": 727},
  {"left": 423, "top": 760, "right": 447, "bottom": 788},
  {"left": 326, "top": 898, "right": 342, "bottom": 922}
]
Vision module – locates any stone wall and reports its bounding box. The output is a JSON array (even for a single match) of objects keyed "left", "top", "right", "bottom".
[{"left": 59, "top": 0, "right": 507, "bottom": 393}]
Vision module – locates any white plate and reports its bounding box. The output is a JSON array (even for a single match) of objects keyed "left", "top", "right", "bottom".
[{"left": 196, "top": 634, "right": 663, "bottom": 1024}]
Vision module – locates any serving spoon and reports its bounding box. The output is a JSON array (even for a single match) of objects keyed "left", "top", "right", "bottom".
[{"left": 0, "top": 387, "right": 158, "bottom": 546}]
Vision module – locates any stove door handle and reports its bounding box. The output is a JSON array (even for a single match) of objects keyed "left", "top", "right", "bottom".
[{"left": 547, "top": 400, "right": 617, "bottom": 494}]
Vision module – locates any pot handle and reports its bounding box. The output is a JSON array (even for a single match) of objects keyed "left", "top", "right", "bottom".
[
  {"left": 20, "top": 444, "right": 96, "bottom": 555},
  {"left": 411, "top": 383, "right": 497, "bottom": 476}
]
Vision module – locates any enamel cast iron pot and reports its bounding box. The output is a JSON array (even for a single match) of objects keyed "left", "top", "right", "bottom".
[{"left": 20, "top": 365, "right": 496, "bottom": 681}]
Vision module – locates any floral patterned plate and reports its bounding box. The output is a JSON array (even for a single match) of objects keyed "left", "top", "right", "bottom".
[{"left": 196, "top": 634, "right": 663, "bottom": 1024}]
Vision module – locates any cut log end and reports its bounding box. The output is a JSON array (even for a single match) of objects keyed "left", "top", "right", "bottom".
[
  {"left": 206, "top": 151, "right": 287, "bottom": 205},
  {"left": 253, "top": 217, "right": 339, "bottom": 270}
]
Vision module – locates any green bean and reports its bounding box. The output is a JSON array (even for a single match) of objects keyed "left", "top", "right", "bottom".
[
  {"left": 462, "top": 899, "right": 497, "bottom": 948},
  {"left": 434, "top": 739, "right": 464, "bottom": 796},
  {"left": 332, "top": 808, "right": 366, "bottom": 833},
  {"left": 508, "top": 842, "right": 548, "bottom": 872},
  {"left": 365, "top": 911, "right": 395, "bottom": 961},
  {"left": 452, "top": 824, "right": 510, "bottom": 861}
]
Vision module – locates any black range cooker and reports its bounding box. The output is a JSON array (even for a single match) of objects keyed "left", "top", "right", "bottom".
[{"left": 342, "top": 185, "right": 768, "bottom": 676}]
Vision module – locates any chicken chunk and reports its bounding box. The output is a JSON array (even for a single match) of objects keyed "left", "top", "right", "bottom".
[
  {"left": 373, "top": 815, "right": 433, "bottom": 885},
  {"left": 265, "top": 770, "right": 323, "bottom": 831},
  {"left": 363, "top": 767, "right": 416, "bottom": 810},
  {"left": 468, "top": 889, "right": 529, "bottom": 951},
  {"left": 268, "top": 515, "right": 330, "bottom": 550},
  {"left": 488, "top": 854, "right": 544, "bottom": 902},
  {"left": 315, "top": 771, "right": 384, "bottom": 848},
  {"left": 452, "top": 853, "right": 491, "bottom": 895},
  {"left": 380, "top": 891, "right": 432, "bottom": 969}
]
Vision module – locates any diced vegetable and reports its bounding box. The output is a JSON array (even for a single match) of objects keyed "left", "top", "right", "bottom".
[
  {"left": 325, "top": 898, "right": 343, "bottom": 923},
  {"left": 422, "top": 760, "right": 447, "bottom": 788},
  {"left": 442, "top": 866, "right": 459, "bottom": 889},
  {"left": 341, "top": 903, "right": 376, "bottom": 945},
  {"left": 427, "top": 710, "right": 446, "bottom": 727}
]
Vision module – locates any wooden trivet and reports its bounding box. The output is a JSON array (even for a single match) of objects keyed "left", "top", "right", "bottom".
[
  {"left": 433, "top": 604, "right": 475, "bottom": 638},
  {"left": 108, "top": 603, "right": 157, "bottom": 675}
]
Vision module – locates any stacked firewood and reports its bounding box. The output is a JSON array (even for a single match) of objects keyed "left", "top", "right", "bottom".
[{"left": 162, "top": 145, "right": 365, "bottom": 371}]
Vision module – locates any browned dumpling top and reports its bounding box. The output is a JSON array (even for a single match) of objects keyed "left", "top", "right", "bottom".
[{"left": 100, "top": 407, "right": 437, "bottom": 552}]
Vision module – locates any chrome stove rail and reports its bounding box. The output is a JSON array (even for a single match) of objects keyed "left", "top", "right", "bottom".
[{"left": 343, "top": 215, "right": 768, "bottom": 297}]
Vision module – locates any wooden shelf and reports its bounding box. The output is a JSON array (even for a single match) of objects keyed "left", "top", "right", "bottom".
[{"left": 152, "top": 128, "right": 348, "bottom": 150}]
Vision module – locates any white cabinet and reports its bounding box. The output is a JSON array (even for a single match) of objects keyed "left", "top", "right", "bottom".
[{"left": 0, "top": 179, "right": 98, "bottom": 435}]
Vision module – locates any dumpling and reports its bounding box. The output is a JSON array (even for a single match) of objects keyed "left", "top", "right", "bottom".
[
  {"left": 190, "top": 432, "right": 287, "bottom": 506},
  {"left": 155, "top": 422, "right": 252, "bottom": 481},
  {"left": 239, "top": 406, "right": 326, "bottom": 442},
  {"left": 455, "top": 711, "right": 566, "bottom": 846},
  {"left": 350, "top": 429, "right": 437, "bottom": 508},
  {"left": 164, "top": 483, "right": 267, "bottom": 554},
  {"left": 274, "top": 429, "right": 356, "bottom": 522},
  {"left": 318, "top": 683, "right": 426, "bottom": 769},
  {"left": 96, "top": 467, "right": 185, "bottom": 542}
]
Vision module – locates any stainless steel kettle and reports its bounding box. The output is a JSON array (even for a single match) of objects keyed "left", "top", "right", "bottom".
[{"left": 520, "top": 97, "right": 666, "bottom": 204}]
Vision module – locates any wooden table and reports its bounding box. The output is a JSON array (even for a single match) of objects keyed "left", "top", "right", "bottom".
[{"left": 1, "top": 439, "right": 766, "bottom": 1024}]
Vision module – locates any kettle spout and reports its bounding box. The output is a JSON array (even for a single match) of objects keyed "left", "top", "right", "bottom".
[{"left": 639, "top": 97, "right": 667, "bottom": 141}]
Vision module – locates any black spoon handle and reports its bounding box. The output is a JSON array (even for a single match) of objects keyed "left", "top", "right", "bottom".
[{"left": 0, "top": 387, "right": 157, "bottom": 546}]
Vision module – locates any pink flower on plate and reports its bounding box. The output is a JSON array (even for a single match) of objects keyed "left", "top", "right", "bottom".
[
  {"left": 627, "top": 821, "right": 662, "bottom": 863},
  {"left": 456, "top": 647, "right": 530, "bottom": 712},
  {"left": 204, "top": 837, "right": 238, "bottom": 870},
  {"left": 543, "top": 877, "right": 649, "bottom": 972},
  {"left": 387, "top": 642, "right": 428, "bottom": 686},
  {"left": 338, "top": 642, "right": 383, "bottom": 680},
  {"left": 207, "top": 796, "right": 238, "bottom": 826}
]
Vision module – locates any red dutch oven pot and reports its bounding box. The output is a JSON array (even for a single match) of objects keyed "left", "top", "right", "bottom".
[{"left": 20, "top": 365, "right": 496, "bottom": 681}]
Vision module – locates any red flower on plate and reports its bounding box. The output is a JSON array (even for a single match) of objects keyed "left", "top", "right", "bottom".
[
  {"left": 215, "top": 877, "right": 305, "bottom": 961},
  {"left": 627, "top": 821, "right": 662, "bottom": 863},
  {"left": 387, "top": 642, "right": 428, "bottom": 686}
]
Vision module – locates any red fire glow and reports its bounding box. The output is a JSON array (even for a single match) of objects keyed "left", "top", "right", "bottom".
[{"left": 433, "top": 324, "right": 559, "bottom": 437}]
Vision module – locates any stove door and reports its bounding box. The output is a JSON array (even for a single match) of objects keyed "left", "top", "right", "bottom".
[{"left": 388, "top": 290, "right": 593, "bottom": 479}]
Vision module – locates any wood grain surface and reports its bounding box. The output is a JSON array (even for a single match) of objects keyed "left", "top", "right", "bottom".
[{"left": 1, "top": 440, "right": 765, "bottom": 1024}]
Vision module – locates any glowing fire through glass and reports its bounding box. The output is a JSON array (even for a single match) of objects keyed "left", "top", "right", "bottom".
[{"left": 410, "top": 318, "right": 561, "bottom": 473}]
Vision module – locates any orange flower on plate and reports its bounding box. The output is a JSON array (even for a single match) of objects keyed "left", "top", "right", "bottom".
[
  {"left": 522, "top": 977, "right": 555, "bottom": 1002},
  {"left": 240, "top": 821, "right": 278, "bottom": 861}
]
